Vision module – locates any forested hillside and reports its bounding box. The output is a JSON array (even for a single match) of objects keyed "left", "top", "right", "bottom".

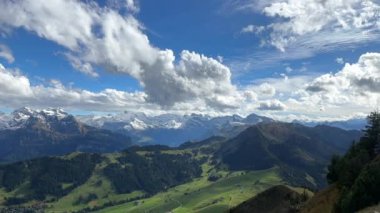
[{"left": 325, "top": 112, "right": 380, "bottom": 212}]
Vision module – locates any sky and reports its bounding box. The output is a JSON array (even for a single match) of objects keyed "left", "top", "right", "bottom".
[{"left": 0, "top": 0, "right": 380, "bottom": 121}]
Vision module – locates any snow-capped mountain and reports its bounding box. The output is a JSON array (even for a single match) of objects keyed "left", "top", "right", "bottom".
[
  {"left": 77, "top": 112, "right": 273, "bottom": 146},
  {"left": 0, "top": 107, "right": 91, "bottom": 136},
  {"left": 78, "top": 111, "right": 185, "bottom": 131},
  {"left": 6, "top": 107, "right": 75, "bottom": 130},
  {"left": 0, "top": 107, "right": 131, "bottom": 162}
]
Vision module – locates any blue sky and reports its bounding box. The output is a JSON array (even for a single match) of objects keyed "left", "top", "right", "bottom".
[{"left": 0, "top": 0, "right": 380, "bottom": 121}]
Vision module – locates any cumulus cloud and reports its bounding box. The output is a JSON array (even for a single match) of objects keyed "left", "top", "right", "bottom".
[
  {"left": 0, "top": 62, "right": 262, "bottom": 116},
  {"left": 280, "top": 52, "right": 380, "bottom": 119},
  {"left": 236, "top": 52, "right": 380, "bottom": 121},
  {"left": 0, "top": 0, "right": 240, "bottom": 110},
  {"left": 0, "top": 66, "right": 32, "bottom": 98},
  {"left": 0, "top": 61, "right": 294, "bottom": 118},
  {"left": 258, "top": 83, "right": 276, "bottom": 96},
  {"left": 0, "top": 63, "right": 151, "bottom": 111},
  {"left": 0, "top": 44, "right": 14, "bottom": 63},
  {"left": 307, "top": 53, "right": 380, "bottom": 94},
  {"left": 244, "top": 90, "right": 258, "bottom": 101},
  {"left": 140, "top": 50, "right": 240, "bottom": 108},
  {"left": 258, "top": 99, "right": 286, "bottom": 111}
]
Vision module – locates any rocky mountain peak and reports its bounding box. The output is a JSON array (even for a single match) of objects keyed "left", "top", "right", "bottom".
[{"left": 5, "top": 107, "right": 77, "bottom": 132}]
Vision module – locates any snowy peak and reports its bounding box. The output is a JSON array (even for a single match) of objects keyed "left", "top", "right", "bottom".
[
  {"left": 11, "top": 107, "right": 69, "bottom": 122},
  {"left": 77, "top": 111, "right": 148, "bottom": 128},
  {"left": 40, "top": 108, "right": 68, "bottom": 119},
  {"left": 78, "top": 112, "right": 272, "bottom": 132},
  {"left": 12, "top": 107, "right": 35, "bottom": 122},
  {"left": 125, "top": 118, "right": 151, "bottom": 131},
  {"left": 4, "top": 107, "right": 76, "bottom": 131}
]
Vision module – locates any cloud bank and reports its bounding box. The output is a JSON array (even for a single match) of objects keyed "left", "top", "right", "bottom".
[{"left": 0, "top": 50, "right": 379, "bottom": 121}]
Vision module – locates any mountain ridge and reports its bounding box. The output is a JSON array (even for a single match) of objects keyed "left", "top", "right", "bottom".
[
  {"left": 216, "top": 122, "right": 362, "bottom": 189},
  {"left": 0, "top": 108, "right": 132, "bottom": 162},
  {"left": 78, "top": 111, "right": 274, "bottom": 146}
]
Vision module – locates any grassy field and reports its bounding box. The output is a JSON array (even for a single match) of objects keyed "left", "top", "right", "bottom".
[
  {"left": 0, "top": 151, "right": 284, "bottom": 213},
  {"left": 96, "top": 167, "right": 282, "bottom": 213}
]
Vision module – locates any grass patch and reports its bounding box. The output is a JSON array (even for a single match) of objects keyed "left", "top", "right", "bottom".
[{"left": 96, "top": 167, "right": 282, "bottom": 213}]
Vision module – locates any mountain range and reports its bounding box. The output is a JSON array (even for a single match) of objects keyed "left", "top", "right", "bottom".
[
  {"left": 0, "top": 107, "right": 131, "bottom": 162},
  {"left": 78, "top": 110, "right": 366, "bottom": 146},
  {"left": 77, "top": 111, "right": 274, "bottom": 146},
  {"left": 0, "top": 120, "right": 362, "bottom": 212},
  {"left": 0, "top": 107, "right": 367, "bottom": 164}
]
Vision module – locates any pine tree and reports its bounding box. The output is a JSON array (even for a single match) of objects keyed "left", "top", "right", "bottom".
[{"left": 364, "top": 111, "right": 380, "bottom": 157}]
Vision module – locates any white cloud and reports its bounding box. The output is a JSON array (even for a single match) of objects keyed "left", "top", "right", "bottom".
[
  {"left": 307, "top": 52, "right": 380, "bottom": 94},
  {"left": 281, "top": 52, "right": 380, "bottom": 119},
  {"left": 0, "top": 0, "right": 96, "bottom": 50},
  {"left": 244, "top": 90, "right": 258, "bottom": 101},
  {"left": 280, "top": 73, "right": 288, "bottom": 80},
  {"left": 285, "top": 66, "right": 293, "bottom": 73},
  {"left": 125, "top": 0, "right": 139, "bottom": 13},
  {"left": 241, "top": 25, "right": 266, "bottom": 34},
  {"left": 1, "top": 0, "right": 378, "bottom": 122},
  {"left": 1, "top": 50, "right": 379, "bottom": 121},
  {"left": 258, "top": 99, "right": 286, "bottom": 111},
  {"left": 231, "top": 0, "right": 380, "bottom": 70},
  {"left": 262, "top": 0, "right": 380, "bottom": 52},
  {"left": 0, "top": 63, "right": 151, "bottom": 112},
  {"left": 258, "top": 83, "right": 276, "bottom": 96},
  {"left": 223, "top": 52, "right": 380, "bottom": 120},
  {"left": 0, "top": 66, "right": 32, "bottom": 98},
  {"left": 336, "top": 57, "right": 345, "bottom": 64},
  {"left": 107, "top": 0, "right": 140, "bottom": 13},
  {"left": 220, "top": 0, "right": 275, "bottom": 13},
  {"left": 0, "top": 0, "right": 241, "bottom": 110},
  {"left": 0, "top": 62, "right": 258, "bottom": 116},
  {"left": 235, "top": 52, "right": 380, "bottom": 121},
  {"left": 66, "top": 54, "right": 98, "bottom": 77},
  {"left": 0, "top": 44, "right": 14, "bottom": 63},
  {"left": 0, "top": 62, "right": 286, "bottom": 117}
]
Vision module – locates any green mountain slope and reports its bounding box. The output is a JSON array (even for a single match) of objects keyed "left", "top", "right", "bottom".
[
  {"left": 97, "top": 168, "right": 282, "bottom": 213},
  {"left": 0, "top": 122, "right": 361, "bottom": 212},
  {"left": 216, "top": 122, "right": 362, "bottom": 188}
]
